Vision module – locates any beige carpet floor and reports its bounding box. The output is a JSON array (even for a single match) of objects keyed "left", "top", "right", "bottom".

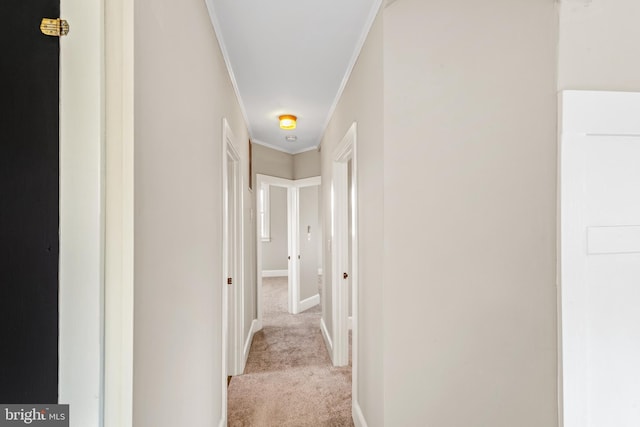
[{"left": 227, "top": 277, "right": 353, "bottom": 427}]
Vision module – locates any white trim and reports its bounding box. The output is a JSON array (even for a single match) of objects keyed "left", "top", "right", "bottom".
[
  {"left": 256, "top": 174, "right": 296, "bottom": 187},
  {"left": 103, "top": 0, "right": 135, "bottom": 425},
  {"left": 220, "top": 120, "right": 230, "bottom": 426},
  {"left": 293, "top": 176, "right": 322, "bottom": 188},
  {"left": 252, "top": 138, "right": 292, "bottom": 154},
  {"left": 352, "top": 400, "right": 369, "bottom": 427},
  {"left": 556, "top": 90, "right": 565, "bottom": 427},
  {"left": 262, "top": 269, "right": 289, "bottom": 277},
  {"left": 320, "top": 317, "right": 334, "bottom": 364},
  {"left": 318, "top": 0, "right": 382, "bottom": 146},
  {"left": 299, "top": 294, "right": 320, "bottom": 312},
  {"left": 258, "top": 182, "right": 271, "bottom": 241},
  {"left": 347, "top": 316, "right": 353, "bottom": 330},
  {"left": 288, "top": 185, "right": 298, "bottom": 314},
  {"left": 331, "top": 123, "right": 357, "bottom": 367},
  {"left": 331, "top": 123, "right": 360, "bottom": 418},
  {"left": 203, "top": 1, "right": 253, "bottom": 139},
  {"left": 291, "top": 145, "right": 320, "bottom": 155},
  {"left": 243, "top": 319, "right": 258, "bottom": 365},
  {"left": 222, "top": 118, "right": 245, "bottom": 422},
  {"left": 60, "top": 0, "right": 109, "bottom": 425},
  {"left": 318, "top": 268, "right": 323, "bottom": 275},
  {"left": 252, "top": 138, "right": 319, "bottom": 156}
]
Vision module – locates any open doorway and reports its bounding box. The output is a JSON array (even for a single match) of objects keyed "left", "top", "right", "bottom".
[{"left": 255, "top": 174, "right": 322, "bottom": 329}]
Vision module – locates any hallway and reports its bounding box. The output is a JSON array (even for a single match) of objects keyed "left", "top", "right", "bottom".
[{"left": 227, "top": 277, "right": 353, "bottom": 426}]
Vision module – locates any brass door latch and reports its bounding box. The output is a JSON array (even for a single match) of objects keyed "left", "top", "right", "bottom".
[{"left": 40, "top": 18, "right": 69, "bottom": 37}]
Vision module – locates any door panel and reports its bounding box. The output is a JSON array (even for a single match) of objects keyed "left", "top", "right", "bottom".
[
  {"left": 561, "top": 91, "right": 640, "bottom": 427},
  {"left": 584, "top": 137, "right": 640, "bottom": 427},
  {"left": 226, "top": 154, "right": 236, "bottom": 375},
  {"left": 1, "top": 0, "right": 60, "bottom": 403}
]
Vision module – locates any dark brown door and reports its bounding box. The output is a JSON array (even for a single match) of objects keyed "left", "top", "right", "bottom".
[{"left": 0, "top": 0, "right": 60, "bottom": 403}]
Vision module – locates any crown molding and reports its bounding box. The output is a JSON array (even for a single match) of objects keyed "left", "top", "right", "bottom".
[
  {"left": 204, "top": 0, "right": 254, "bottom": 138},
  {"left": 318, "top": 0, "right": 383, "bottom": 146},
  {"left": 252, "top": 139, "right": 319, "bottom": 156}
]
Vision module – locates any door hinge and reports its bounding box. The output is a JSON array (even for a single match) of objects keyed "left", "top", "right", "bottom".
[
  {"left": 40, "top": 18, "right": 69, "bottom": 37},
  {"left": 227, "top": 277, "right": 232, "bottom": 285}
]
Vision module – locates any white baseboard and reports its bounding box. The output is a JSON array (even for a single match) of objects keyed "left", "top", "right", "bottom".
[
  {"left": 353, "top": 400, "right": 368, "bottom": 427},
  {"left": 262, "top": 269, "right": 288, "bottom": 277},
  {"left": 298, "top": 293, "right": 320, "bottom": 312},
  {"left": 320, "top": 317, "right": 333, "bottom": 364},
  {"left": 348, "top": 315, "right": 353, "bottom": 330},
  {"left": 243, "top": 319, "right": 258, "bottom": 367},
  {"left": 218, "top": 416, "right": 226, "bottom": 427}
]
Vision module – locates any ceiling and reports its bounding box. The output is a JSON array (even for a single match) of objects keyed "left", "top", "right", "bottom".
[{"left": 205, "top": 0, "right": 381, "bottom": 154}]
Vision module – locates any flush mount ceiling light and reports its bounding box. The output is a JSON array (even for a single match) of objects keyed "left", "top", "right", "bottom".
[
  {"left": 285, "top": 135, "right": 297, "bottom": 142},
  {"left": 279, "top": 114, "right": 297, "bottom": 130}
]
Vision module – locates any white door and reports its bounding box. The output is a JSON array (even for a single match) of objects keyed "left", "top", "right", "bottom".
[
  {"left": 331, "top": 123, "right": 357, "bottom": 367},
  {"left": 226, "top": 152, "right": 236, "bottom": 374},
  {"left": 561, "top": 91, "right": 640, "bottom": 427},
  {"left": 223, "top": 120, "right": 243, "bottom": 378}
]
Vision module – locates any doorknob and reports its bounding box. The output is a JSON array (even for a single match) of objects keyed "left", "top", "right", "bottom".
[{"left": 343, "top": 272, "right": 348, "bottom": 279}]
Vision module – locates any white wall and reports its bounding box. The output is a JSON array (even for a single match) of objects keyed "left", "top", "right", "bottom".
[
  {"left": 262, "top": 186, "right": 288, "bottom": 271},
  {"left": 133, "top": 1, "right": 249, "bottom": 426},
  {"left": 320, "top": 11, "right": 385, "bottom": 426},
  {"left": 383, "top": 1, "right": 558, "bottom": 426},
  {"left": 559, "top": 0, "right": 640, "bottom": 91}
]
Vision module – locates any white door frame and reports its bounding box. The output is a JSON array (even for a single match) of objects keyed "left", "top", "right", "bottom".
[
  {"left": 222, "top": 118, "right": 244, "bottom": 381},
  {"left": 255, "top": 174, "right": 321, "bottom": 328},
  {"left": 60, "top": 0, "right": 116, "bottom": 425},
  {"left": 560, "top": 90, "right": 640, "bottom": 427},
  {"left": 330, "top": 123, "right": 358, "bottom": 374},
  {"left": 103, "top": 0, "right": 134, "bottom": 425}
]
